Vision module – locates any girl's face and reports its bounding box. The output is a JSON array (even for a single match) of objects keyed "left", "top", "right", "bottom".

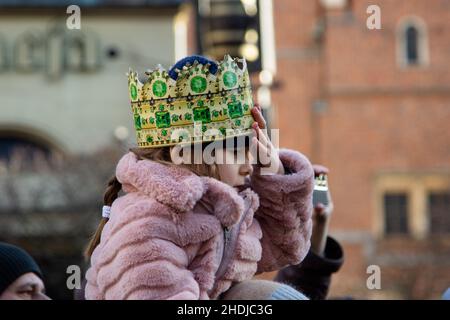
[{"left": 216, "top": 148, "right": 253, "bottom": 190}]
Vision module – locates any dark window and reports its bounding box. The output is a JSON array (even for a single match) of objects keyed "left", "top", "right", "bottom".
[
  {"left": 0, "top": 136, "right": 50, "bottom": 164},
  {"left": 405, "top": 26, "right": 419, "bottom": 65},
  {"left": 429, "top": 192, "right": 450, "bottom": 234},
  {"left": 384, "top": 193, "right": 409, "bottom": 235}
]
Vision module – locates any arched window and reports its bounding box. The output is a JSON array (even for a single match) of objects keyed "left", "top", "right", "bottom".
[
  {"left": 397, "top": 17, "right": 429, "bottom": 67},
  {"left": 0, "top": 131, "right": 57, "bottom": 169},
  {"left": 405, "top": 26, "right": 419, "bottom": 65}
]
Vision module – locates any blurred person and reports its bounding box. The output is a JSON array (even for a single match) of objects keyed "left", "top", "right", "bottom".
[
  {"left": 275, "top": 165, "right": 344, "bottom": 300},
  {"left": 0, "top": 242, "right": 50, "bottom": 300},
  {"left": 82, "top": 55, "right": 314, "bottom": 300}
]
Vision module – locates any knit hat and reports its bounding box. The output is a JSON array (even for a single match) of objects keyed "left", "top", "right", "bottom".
[{"left": 0, "top": 242, "right": 43, "bottom": 295}]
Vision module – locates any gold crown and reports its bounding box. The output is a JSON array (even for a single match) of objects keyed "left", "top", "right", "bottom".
[{"left": 127, "top": 55, "right": 255, "bottom": 148}]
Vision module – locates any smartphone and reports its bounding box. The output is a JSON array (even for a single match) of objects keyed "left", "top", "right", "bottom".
[{"left": 312, "top": 173, "right": 329, "bottom": 207}]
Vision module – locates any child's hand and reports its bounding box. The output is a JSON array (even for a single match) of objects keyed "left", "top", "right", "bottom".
[{"left": 251, "top": 104, "right": 284, "bottom": 175}]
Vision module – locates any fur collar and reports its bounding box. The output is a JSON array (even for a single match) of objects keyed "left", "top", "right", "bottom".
[{"left": 116, "top": 152, "right": 259, "bottom": 227}]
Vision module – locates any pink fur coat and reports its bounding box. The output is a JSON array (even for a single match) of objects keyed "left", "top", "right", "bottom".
[{"left": 85, "top": 149, "right": 313, "bottom": 300}]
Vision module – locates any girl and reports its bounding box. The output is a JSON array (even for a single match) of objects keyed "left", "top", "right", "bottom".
[{"left": 84, "top": 56, "right": 314, "bottom": 300}]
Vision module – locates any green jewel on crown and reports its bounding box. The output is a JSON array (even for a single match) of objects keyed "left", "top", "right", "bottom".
[
  {"left": 153, "top": 80, "right": 167, "bottom": 97},
  {"left": 223, "top": 71, "right": 237, "bottom": 88},
  {"left": 191, "top": 76, "right": 207, "bottom": 93},
  {"left": 127, "top": 55, "right": 254, "bottom": 148}
]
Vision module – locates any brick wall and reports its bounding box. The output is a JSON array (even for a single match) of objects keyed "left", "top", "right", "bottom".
[{"left": 265, "top": 0, "right": 450, "bottom": 299}]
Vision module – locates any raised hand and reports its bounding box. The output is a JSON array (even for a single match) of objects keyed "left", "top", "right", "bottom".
[{"left": 250, "top": 104, "right": 284, "bottom": 175}]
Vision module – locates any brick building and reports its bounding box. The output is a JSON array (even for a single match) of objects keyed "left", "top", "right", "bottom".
[{"left": 258, "top": 0, "right": 450, "bottom": 299}]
